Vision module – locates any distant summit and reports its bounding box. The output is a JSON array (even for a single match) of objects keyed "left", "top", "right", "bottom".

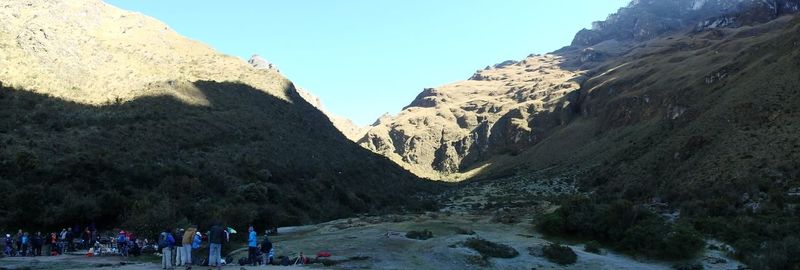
[{"left": 572, "top": 0, "right": 800, "bottom": 46}]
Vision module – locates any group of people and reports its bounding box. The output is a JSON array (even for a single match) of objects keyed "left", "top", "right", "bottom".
[
  {"left": 2, "top": 223, "right": 278, "bottom": 270},
  {"left": 156, "top": 223, "right": 274, "bottom": 270},
  {"left": 2, "top": 228, "right": 89, "bottom": 257},
  {"left": 2, "top": 223, "right": 118, "bottom": 258}
]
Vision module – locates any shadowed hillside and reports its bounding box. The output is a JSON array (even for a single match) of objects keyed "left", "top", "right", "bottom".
[
  {"left": 0, "top": 80, "right": 439, "bottom": 233},
  {"left": 0, "top": 0, "right": 441, "bottom": 234}
]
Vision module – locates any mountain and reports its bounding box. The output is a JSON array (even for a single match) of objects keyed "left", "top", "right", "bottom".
[
  {"left": 358, "top": 1, "right": 800, "bottom": 267},
  {"left": 0, "top": 0, "right": 436, "bottom": 233},
  {"left": 358, "top": 56, "right": 584, "bottom": 180},
  {"left": 245, "top": 54, "right": 367, "bottom": 140},
  {"left": 359, "top": 0, "right": 800, "bottom": 180},
  {"left": 294, "top": 86, "right": 368, "bottom": 141}
]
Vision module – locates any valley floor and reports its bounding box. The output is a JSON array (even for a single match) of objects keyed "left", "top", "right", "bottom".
[{"left": 0, "top": 212, "right": 742, "bottom": 270}]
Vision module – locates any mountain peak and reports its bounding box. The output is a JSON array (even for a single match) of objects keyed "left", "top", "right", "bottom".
[{"left": 572, "top": 0, "right": 800, "bottom": 47}]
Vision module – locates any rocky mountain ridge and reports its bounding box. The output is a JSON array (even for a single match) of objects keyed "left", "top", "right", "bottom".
[
  {"left": 357, "top": 0, "right": 800, "bottom": 181},
  {"left": 572, "top": 0, "right": 800, "bottom": 47},
  {"left": 358, "top": 55, "right": 584, "bottom": 180}
]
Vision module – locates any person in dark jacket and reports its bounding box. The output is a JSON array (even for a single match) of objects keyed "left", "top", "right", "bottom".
[
  {"left": 260, "top": 231, "right": 273, "bottom": 265},
  {"left": 208, "top": 223, "right": 225, "bottom": 269},
  {"left": 14, "top": 230, "right": 22, "bottom": 256},
  {"left": 31, "top": 232, "right": 43, "bottom": 256}
]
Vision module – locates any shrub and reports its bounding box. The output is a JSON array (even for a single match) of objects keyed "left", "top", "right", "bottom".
[
  {"left": 455, "top": 227, "right": 476, "bottom": 235},
  {"left": 536, "top": 196, "right": 705, "bottom": 260},
  {"left": 672, "top": 263, "right": 704, "bottom": 270},
  {"left": 536, "top": 212, "right": 565, "bottom": 235},
  {"left": 584, "top": 241, "right": 601, "bottom": 254},
  {"left": 465, "top": 255, "right": 491, "bottom": 267},
  {"left": 464, "top": 238, "right": 519, "bottom": 258},
  {"left": 406, "top": 230, "right": 433, "bottom": 240},
  {"left": 542, "top": 243, "right": 577, "bottom": 265},
  {"left": 491, "top": 211, "right": 520, "bottom": 224}
]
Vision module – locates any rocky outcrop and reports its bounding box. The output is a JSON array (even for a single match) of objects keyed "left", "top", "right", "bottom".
[
  {"left": 357, "top": 55, "right": 584, "bottom": 179},
  {"left": 572, "top": 0, "right": 800, "bottom": 47},
  {"left": 248, "top": 54, "right": 280, "bottom": 72}
]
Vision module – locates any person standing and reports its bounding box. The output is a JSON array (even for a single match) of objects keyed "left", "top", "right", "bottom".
[
  {"left": 31, "top": 232, "right": 42, "bottom": 257},
  {"left": 260, "top": 231, "right": 273, "bottom": 266},
  {"left": 14, "top": 230, "right": 22, "bottom": 256},
  {"left": 59, "top": 229, "right": 68, "bottom": 254},
  {"left": 181, "top": 225, "right": 197, "bottom": 269},
  {"left": 20, "top": 232, "right": 29, "bottom": 256},
  {"left": 48, "top": 232, "right": 58, "bottom": 255},
  {"left": 4, "top": 234, "right": 13, "bottom": 256},
  {"left": 82, "top": 227, "right": 91, "bottom": 250},
  {"left": 117, "top": 230, "right": 128, "bottom": 257},
  {"left": 174, "top": 229, "right": 183, "bottom": 266},
  {"left": 208, "top": 223, "right": 225, "bottom": 270},
  {"left": 160, "top": 229, "right": 175, "bottom": 270},
  {"left": 247, "top": 226, "right": 257, "bottom": 266}
]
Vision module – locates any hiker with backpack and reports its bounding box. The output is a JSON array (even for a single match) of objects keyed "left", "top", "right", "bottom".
[
  {"left": 260, "top": 230, "right": 273, "bottom": 265},
  {"left": 180, "top": 225, "right": 197, "bottom": 269},
  {"left": 117, "top": 230, "right": 128, "bottom": 257},
  {"left": 159, "top": 229, "right": 176, "bottom": 270}
]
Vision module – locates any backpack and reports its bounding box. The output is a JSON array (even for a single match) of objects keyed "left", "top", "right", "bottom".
[
  {"left": 117, "top": 235, "right": 126, "bottom": 244},
  {"left": 157, "top": 233, "right": 167, "bottom": 251},
  {"left": 192, "top": 234, "right": 201, "bottom": 249}
]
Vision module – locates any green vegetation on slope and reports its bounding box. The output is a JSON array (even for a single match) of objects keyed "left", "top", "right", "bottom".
[
  {"left": 0, "top": 81, "right": 440, "bottom": 236},
  {"left": 505, "top": 17, "right": 800, "bottom": 269}
]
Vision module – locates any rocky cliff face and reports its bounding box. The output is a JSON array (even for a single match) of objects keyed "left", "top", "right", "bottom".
[
  {"left": 358, "top": 55, "right": 584, "bottom": 180},
  {"left": 572, "top": 0, "right": 800, "bottom": 46}
]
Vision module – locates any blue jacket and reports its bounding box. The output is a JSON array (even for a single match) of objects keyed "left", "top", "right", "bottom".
[
  {"left": 164, "top": 233, "right": 175, "bottom": 248},
  {"left": 248, "top": 231, "right": 257, "bottom": 247},
  {"left": 192, "top": 234, "right": 201, "bottom": 249}
]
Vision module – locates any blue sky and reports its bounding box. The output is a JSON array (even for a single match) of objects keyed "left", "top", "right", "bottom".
[{"left": 107, "top": 0, "right": 629, "bottom": 125}]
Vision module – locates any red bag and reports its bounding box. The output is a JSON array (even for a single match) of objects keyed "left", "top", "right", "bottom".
[{"left": 317, "top": 251, "right": 332, "bottom": 258}]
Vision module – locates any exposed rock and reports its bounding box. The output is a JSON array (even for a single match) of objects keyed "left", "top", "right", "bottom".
[
  {"left": 247, "top": 54, "right": 279, "bottom": 72},
  {"left": 572, "top": 0, "right": 800, "bottom": 47},
  {"left": 357, "top": 55, "right": 583, "bottom": 179}
]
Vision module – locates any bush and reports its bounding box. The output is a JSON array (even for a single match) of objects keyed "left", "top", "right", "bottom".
[
  {"left": 406, "top": 230, "right": 433, "bottom": 240},
  {"left": 455, "top": 227, "right": 476, "bottom": 235},
  {"left": 672, "top": 263, "right": 704, "bottom": 270},
  {"left": 543, "top": 243, "right": 577, "bottom": 265},
  {"left": 465, "top": 255, "right": 491, "bottom": 267},
  {"left": 536, "top": 196, "right": 705, "bottom": 260},
  {"left": 464, "top": 238, "right": 519, "bottom": 258},
  {"left": 584, "top": 241, "right": 601, "bottom": 254}
]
